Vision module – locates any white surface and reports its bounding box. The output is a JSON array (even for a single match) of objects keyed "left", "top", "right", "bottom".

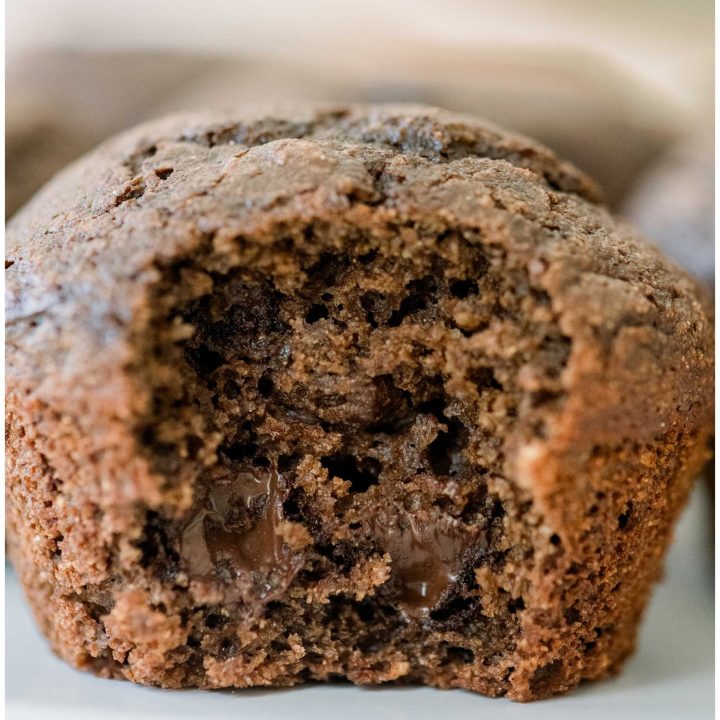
[{"left": 6, "top": 484, "right": 714, "bottom": 720}]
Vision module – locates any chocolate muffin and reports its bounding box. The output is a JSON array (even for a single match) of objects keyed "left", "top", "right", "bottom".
[{"left": 5, "top": 104, "right": 713, "bottom": 701}]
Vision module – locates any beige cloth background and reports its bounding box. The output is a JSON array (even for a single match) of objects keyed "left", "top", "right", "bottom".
[{"left": 6, "top": 0, "right": 713, "bottom": 211}]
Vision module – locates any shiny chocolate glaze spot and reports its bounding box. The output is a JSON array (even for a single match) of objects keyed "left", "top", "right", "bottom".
[
  {"left": 379, "top": 515, "right": 475, "bottom": 617},
  {"left": 180, "top": 467, "right": 285, "bottom": 578}
]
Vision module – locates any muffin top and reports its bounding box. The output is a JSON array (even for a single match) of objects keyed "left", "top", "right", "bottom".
[{"left": 6, "top": 104, "right": 713, "bottom": 515}]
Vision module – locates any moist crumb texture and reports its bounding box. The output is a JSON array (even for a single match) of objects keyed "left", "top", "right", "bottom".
[{"left": 5, "top": 104, "right": 714, "bottom": 701}]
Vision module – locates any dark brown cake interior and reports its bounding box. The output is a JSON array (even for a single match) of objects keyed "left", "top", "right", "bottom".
[{"left": 127, "top": 218, "right": 569, "bottom": 691}]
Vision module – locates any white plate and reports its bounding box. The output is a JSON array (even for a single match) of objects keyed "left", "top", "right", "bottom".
[{"left": 6, "top": 484, "right": 714, "bottom": 720}]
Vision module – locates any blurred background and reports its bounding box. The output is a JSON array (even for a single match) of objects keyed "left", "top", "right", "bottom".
[{"left": 6, "top": 0, "right": 714, "bottom": 289}]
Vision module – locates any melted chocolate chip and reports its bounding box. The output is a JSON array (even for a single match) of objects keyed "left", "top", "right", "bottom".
[
  {"left": 377, "top": 514, "right": 475, "bottom": 617},
  {"left": 180, "top": 468, "right": 286, "bottom": 578}
]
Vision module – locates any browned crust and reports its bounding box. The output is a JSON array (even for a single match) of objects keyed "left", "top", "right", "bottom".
[{"left": 5, "top": 104, "right": 713, "bottom": 701}]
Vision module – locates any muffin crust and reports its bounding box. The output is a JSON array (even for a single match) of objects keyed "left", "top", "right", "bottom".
[{"left": 6, "top": 104, "right": 713, "bottom": 701}]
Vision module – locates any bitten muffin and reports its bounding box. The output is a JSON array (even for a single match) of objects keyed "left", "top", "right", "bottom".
[{"left": 5, "top": 104, "right": 713, "bottom": 701}]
